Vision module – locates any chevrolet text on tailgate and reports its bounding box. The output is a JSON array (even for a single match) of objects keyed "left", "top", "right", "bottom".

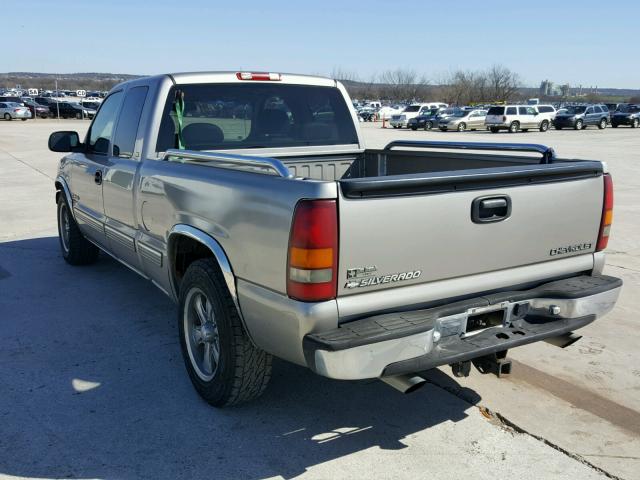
[{"left": 49, "top": 71, "right": 622, "bottom": 406}]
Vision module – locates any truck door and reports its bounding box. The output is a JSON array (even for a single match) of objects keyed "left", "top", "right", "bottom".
[
  {"left": 68, "top": 90, "right": 124, "bottom": 248},
  {"left": 102, "top": 86, "right": 149, "bottom": 271}
]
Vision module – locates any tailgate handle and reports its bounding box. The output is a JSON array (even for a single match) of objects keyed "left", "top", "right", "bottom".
[{"left": 472, "top": 195, "right": 511, "bottom": 223}]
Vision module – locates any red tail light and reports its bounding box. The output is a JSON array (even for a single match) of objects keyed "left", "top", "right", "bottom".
[
  {"left": 502, "top": 115, "right": 507, "bottom": 122},
  {"left": 236, "top": 72, "right": 281, "bottom": 81},
  {"left": 596, "top": 174, "right": 613, "bottom": 251},
  {"left": 287, "top": 200, "right": 338, "bottom": 302},
  {"left": 14, "top": 108, "right": 20, "bottom": 112}
]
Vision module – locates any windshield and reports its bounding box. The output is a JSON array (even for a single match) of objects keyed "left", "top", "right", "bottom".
[
  {"left": 565, "top": 106, "right": 586, "bottom": 114},
  {"left": 403, "top": 105, "right": 421, "bottom": 113},
  {"left": 156, "top": 83, "right": 358, "bottom": 152}
]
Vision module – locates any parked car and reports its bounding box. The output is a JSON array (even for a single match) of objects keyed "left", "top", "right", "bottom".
[
  {"left": 0, "top": 96, "right": 24, "bottom": 105},
  {"left": 439, "top": 109, "right": 488, "bottom": 131},
  {"left": 554, "top": 105, "right": 609, "bottom": 130},
  {"left": 21, "top": 98, "right": 51, "bottom": 118},
  {"left": 407, "top": 109, "right": 440, "bottom": 130},
  {"left": 51, "top": 101, "right": 96, "bottom": 119},
  {"left": 48, "top": 71, "right": 621, "bottom": 407},
  {"left": 610, "top": 104, "right": 640, "bottom": 128},
  {"left": 0, "top": 102, "right": 32, "bottom": 120},
  {"left": 485, "top": 105, "right": 552, "bottom": 133},
  {"left": 390, "top": 103, "right": 448, "bottom": 128}
]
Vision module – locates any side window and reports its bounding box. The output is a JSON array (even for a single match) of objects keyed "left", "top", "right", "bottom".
[
  {"left": 594, "top": 106, "right": 603, "bottom": 113},
  {"left": 518, "top": 107, "right": 529, "bottom": 115},
  {"left": 113, "top": 86, "right": 149, "bottom": 158},
  {"left": 506, "top": 107, "right": 517, "bottom": 115},
  {"left": 526, "top": 107, "right": 536, "bottom": 115},
  {"left": 585, "top": 107, "right": 594, "bottom": 114},
  {"left": 88, "top": 91, "right": 123, "bottom": 155}
]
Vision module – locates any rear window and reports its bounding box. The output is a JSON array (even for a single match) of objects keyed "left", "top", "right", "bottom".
[
  {"left": 403, "top": 105, "right": 421, "bottom": 113},
  {"left": 487, "top": 107, "right": 504, "bottom": 115},
  {"left": 156, "top": 83, "right": 358, "bottom": 152}
]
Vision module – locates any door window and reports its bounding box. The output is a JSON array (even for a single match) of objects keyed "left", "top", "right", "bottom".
[
  {"left": 87, "top": 91, "right": 123, "bottom": 155},
  {"left": 594, "top": 106, "right": 603, "bottom": 113},
  {"left": 506, "top": 107, "right": 517, "bottom": 115},
  {"left": 518, "top": 107, "right": 530, "bottom": 115},
  {"left": 585, "top": 107, "right": 594, "bottom": 114},
  {"left": 113, "top": 86, "right": 149, "bottom": 158}
]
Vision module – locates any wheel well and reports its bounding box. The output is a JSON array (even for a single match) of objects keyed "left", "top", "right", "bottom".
[
  {"left": 171, "top": 235, "right": 215, "bottom": 289},
  {"left": 55, "top": 181, "right": 63, "bottom": 204}
]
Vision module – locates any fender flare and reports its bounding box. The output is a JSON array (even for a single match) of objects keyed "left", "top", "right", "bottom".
[
  {"left": 55, "top": 176, "right": 76, "bottom": 220},
  {"left": 167, "top": 224, "right": 249, "bottom": 334}
]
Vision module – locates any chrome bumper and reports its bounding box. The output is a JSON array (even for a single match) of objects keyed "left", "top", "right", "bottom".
[{"left": 304, "top": 276, "right": 622, "bottom": 380}]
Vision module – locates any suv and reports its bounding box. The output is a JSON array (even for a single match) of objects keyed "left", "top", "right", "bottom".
[
  {"left": 611, "top": 104, "right": 640, "bottom": 128},
  {"left": 554, "top": 105, "right": 609, "bottom": 130},
  {"left": 51, "top": 101, "right": 97, "bottom": 119},
  {"left": 485, "top": 105, "right": 552, "bottom": 133}
]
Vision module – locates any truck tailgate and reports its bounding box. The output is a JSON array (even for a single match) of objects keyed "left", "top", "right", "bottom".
[{"left": 337, "top": 165, "right": 604, "bottom": 298}]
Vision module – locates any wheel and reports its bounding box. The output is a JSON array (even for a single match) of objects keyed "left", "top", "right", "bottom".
[
  {"left": 76, "top": 112, "right": 82, "bottom": 119},
  {"left": 490, "top": 127, "right": 499, "bottom": 133},
  {"left": 179, "top": 259, "right": 272, "bottom": 407},
  {"left": 4, "top": 113, "right": 11, "bottom": 121},
  {"left": 61, "top": 115, "right": 67, "bottom": 119},
  {"left": 539, "top": 120, "right": 549, "bottom": 132},
  {"left": 598, "top": 118, "right": 607, "bottom": 129},
  {"left": 410, "top": 126, "right": 417, "bottom": 131},
  {"left": 574, "top": 120, "right": 583, "bottom": 130},
  {"left": 632, "top": 118, "right": 639, "bottom": 128},
  {"left": 508, "top": 122, "right": 519, "bottom": 133},
  {"left": 57, "top": 196, "right": 100, "bottom": 265},
  {"left": 457, "top": 122, "right": 466, "bottom": 132},
  {"left": 425, "top": 121, "right": 433, "bottom": 130}
]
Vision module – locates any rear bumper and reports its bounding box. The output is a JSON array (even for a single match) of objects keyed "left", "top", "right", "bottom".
[{"left": 303, "top": 275, "right": 622, "bottom": 380}]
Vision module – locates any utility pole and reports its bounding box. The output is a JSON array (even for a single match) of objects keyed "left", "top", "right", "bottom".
[{"left": 55, "top": 79, "right": 60, "bottom": 120}]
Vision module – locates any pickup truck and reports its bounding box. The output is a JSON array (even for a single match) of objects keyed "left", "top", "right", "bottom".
[{"left": 49, "top": 71, "right": 622, "bottom": 407}]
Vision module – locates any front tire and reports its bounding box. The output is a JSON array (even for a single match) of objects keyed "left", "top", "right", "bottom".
[
  {"left": 57, "top": 196, "right": 100, "bottom": 265},
  {"left": 179, "top": 259, "right": 272, "bottom": 407},
  {"left": 457, "top": 122, "right": 466, "bottom": 132},
  {"left": 598, "top": 118, "right": 607, "bottom": 129},
  {"left": 632, "top": 118, "right": 639, "bottom": 128},
  {"left": 4, "top": 113, "right": 11, "bottom": 121},
  {"left": 490, "top": 127, "right": 499, "bottom": 133},
  {"left": 509, "top": 122, "right": 519, "bottom": 133},
  {"left": 425, "top": 121, "right": 433, "bottom": 130},
  {"left": 574, "top": 120, "right": 583, "bottom": 130},
  {"left": 539, "top": 120, "right": 549, "bottom": 132}
]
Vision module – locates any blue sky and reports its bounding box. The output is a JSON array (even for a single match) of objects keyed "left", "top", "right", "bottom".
[{"left": 6, "top": 0, "right": 639, "bottom": 88}]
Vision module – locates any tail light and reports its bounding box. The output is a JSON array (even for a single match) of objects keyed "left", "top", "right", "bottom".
[
  {"left": 502, "top": 115, "right": 507, "bottom": 122},
  {"left": 14, "top": 108, "right": 20, "bottom": 112},
  {"left": 596, "top": 174, "right": 613, "bottom": 251},
  {"left": 287, "top": 200, "right": 338, "bottom": 302},
  {"left": 236, "top": 72, "right": 281, "bottom": 81}
]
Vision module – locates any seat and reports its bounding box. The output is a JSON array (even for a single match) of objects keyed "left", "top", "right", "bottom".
[
  {"left": 182, "top": 123, "right": 224, "bottom": 150},
  {"left": 255, "top": 109, "right": 290, "bottom": 136}
]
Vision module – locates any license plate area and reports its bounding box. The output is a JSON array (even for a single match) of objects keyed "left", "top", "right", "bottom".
[{"left": 465, "top": 309, "right": 505, "bottom": 334}]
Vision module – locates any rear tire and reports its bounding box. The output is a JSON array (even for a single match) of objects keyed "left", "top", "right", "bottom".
[
  {"left": 179, "top": 259, "right": 272, "bottom": 407},
  {"left": 509, "top": 122, "right": 519, "bottom": 133},
  {"left": 57, "top": 196, "right": 100, "bottom": 265},
  {"left": 4, "top": 113, "right": 11, "bottom": 121},
  {"left": 410, "top": 126, "right": 417, "bottom": 131},
  {"left": 539, "top": 120, "right": 549, "bottom": 132},
  {"left": 598, "top": 118, "right": 607, "bottom": 129}
]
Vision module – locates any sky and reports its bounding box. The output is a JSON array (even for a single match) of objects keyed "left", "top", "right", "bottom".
[{"left": 5, "top": 0, "right": 639, "bottom": 89}]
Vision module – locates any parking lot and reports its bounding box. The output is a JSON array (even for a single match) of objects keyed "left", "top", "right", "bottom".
[{"left": 1, "top": 119, "right": 639, "bottom": 479}]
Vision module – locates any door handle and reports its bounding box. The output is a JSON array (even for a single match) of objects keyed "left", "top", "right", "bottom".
[
  {"left": 471, "top": 195, "right": 511, "bottom": 223},
  {"left": 94, "top": 170, "right": 103, "bottom": 185}
]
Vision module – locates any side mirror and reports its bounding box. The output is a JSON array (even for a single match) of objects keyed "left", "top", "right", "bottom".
[{"left": 49, "top": 131, "right": 80, "bottom": 152}]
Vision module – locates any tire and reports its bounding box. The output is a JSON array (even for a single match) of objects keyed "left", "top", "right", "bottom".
[
  {"left": 632, "top": 118, "right": 639, "bottom": 129},
  {"left": 490, "top": 127, "right": 499, "bottom": 133},
  {"left": 539, "top": 120, "right": 549, "bottom": 132},
  {"left": 598, "top": 118, "right": 607, "bottom": 129},
  {"left": 76, "top": 113, "right": 82, "bottom": 120},
  {"left": 410, "top": 126, "right": 417, "bottom": 131},
  {"left": 508, "top": 122, "right": 519, "bottom": 133},
  {"left": 4, "top": 113, "right": 11, "bottom": 121},
  {"left": 457, "top": 122, "right": 466, "bottom": 132},
  {"left": 179, "top": 259, "right": 272, "bottom": 407},
  {"left": 574, "top": 120, "right": 583, "bottom": 130},
  {"left": 57, "top": 196, "right": 100, "bottom": 265},
  {"left": 425, "top": 121, "right": 433, "bottom": 130}
]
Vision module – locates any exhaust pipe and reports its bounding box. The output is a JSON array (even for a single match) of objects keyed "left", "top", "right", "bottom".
[
  {"left": 380, "top": 374, "right": 427, "bottom": 394},
  {"left": 544, "top": 332, "right": 582, "bottom": 348}
]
